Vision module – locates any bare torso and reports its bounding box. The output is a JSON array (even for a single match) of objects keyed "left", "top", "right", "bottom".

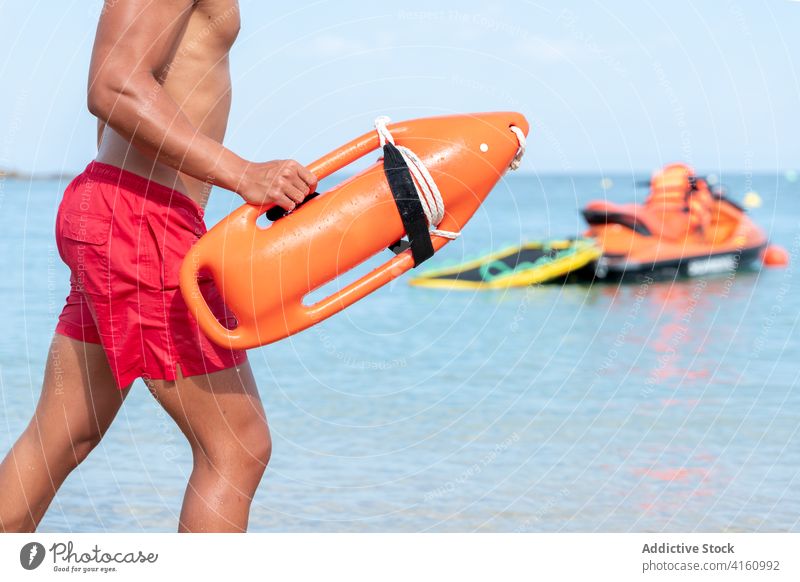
[{"left": 95, "top": 0, "right": 240, "bottom": 207}]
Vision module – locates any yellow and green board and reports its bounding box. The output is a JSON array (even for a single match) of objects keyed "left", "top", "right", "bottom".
[{"left": 408, "top": 238, "right": 601, "bottom": 290}]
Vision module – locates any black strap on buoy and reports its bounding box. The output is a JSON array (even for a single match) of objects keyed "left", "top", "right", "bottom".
[{"left": 382, "top": 142, "right": 434, "bottom": 266}]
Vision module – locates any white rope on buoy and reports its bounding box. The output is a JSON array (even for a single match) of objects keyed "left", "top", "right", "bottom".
[
  {"left": 374, "top": 115, "right": 396, "bottom": 148},
  {"left": 374, "top": 116, "right": 460, "bottom": 240},
  {"left": 509, "top": 125, "right": 526, "bottom": 171}
]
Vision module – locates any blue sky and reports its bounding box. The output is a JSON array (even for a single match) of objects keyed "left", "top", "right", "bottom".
[{"left": 0, "top": 0, "right": 798, "bottom": 174}]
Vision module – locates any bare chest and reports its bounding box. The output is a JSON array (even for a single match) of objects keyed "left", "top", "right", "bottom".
[{"left": 163, "top": 0, "right": 241, "bottom": 77}]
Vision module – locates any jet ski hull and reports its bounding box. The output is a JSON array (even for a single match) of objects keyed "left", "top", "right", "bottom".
[{"left": 572, "top": 242, "right": 766, "bottom": 282}]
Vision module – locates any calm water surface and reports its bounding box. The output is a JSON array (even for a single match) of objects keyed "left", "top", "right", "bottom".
[{"left": 1, "top": 172, "right": 798, "bottom": 532}]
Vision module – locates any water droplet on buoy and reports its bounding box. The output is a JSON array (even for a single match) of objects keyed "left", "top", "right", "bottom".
[{"left": 479, "top": 143, "right": 489, "bottom": 153}]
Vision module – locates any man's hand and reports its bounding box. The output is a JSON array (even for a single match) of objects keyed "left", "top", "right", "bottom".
[{"left": 240, "top": 160, "right": 318, "bottom": 210}]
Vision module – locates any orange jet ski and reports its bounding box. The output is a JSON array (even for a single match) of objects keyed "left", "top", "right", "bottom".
[{"left": 578, "top": 163, "right": 768, "bottom": 282}]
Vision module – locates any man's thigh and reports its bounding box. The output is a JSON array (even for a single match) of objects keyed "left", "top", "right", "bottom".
[
  {"left": 34, "top": 333, "right": 130, "bottom": 442},
  {"left": 145, "top": 361, "right": 267, "bottom": 455}
]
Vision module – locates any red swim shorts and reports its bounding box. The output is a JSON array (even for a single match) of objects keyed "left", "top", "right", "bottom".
[{"left": 54, "top": 161, "right": 247, "bottom": 388}]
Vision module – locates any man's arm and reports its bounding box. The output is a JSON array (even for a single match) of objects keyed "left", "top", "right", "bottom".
[{"left": 87, "top": 0, "right": 315, "bottom": 209}]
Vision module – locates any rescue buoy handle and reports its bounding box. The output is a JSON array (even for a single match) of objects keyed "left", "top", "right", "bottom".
[
  {"left": 266, "top": 192, "right": 320, "bottom": 222},
  {"left": 179, "top": 246, "right": 245, "bottom": 348},
  {"left": 308, "top": 230, "right": 451, "bottom": 324},
  {"left": 236, "top": 129, "right": 383, "bottom": 227}
]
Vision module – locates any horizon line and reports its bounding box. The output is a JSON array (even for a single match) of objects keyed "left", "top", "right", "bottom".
[{"left": 2, "top": 167, "right": 798, "bottom": 181}]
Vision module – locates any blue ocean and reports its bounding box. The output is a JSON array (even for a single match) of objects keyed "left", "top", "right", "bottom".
[{"left": 1, "top": 172, "right": 798, "bottom": 532}]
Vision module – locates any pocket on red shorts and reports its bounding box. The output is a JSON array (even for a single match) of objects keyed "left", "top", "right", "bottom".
[
  {"left": 60, "top": 211, "right": 111, "bottom": 245},
  {"left": 56, "top": 210, "right": 112, "bottom": 294}
]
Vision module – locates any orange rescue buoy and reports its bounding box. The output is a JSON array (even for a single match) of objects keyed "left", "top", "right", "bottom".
[{"left": 180, "top": 112, "right": 529, "bottom": 349}]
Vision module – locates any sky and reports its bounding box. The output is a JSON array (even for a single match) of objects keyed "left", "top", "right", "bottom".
[{"left": 0, "top": 0, "right": 798, "bottom": 174}]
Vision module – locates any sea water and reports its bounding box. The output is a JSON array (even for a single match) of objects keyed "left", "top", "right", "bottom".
[{"left": 0, "top": 172, "right": 798, "bottom": 532}]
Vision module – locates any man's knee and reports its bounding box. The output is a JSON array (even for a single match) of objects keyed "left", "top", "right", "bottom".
[
  {"left": 240, "top": 419, "right": 272, "bottom": 469},
  {"left": 65, "top": 427, "right": 105, "bottom": 466},
  {"left": 26, "top": 419, "right": 104, "bottom": 468},
  {"left": 198, "top": 417, "right": 271, "bottom": 474}
]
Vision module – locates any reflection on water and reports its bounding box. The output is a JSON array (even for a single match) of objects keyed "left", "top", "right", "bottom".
[{"left": 0, "top": 174, "right": 798, "bottom": 532}]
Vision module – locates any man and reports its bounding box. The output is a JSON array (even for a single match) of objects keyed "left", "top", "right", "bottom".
[{"left": 0, "top": 0, "right": 316, "bottom": 532}]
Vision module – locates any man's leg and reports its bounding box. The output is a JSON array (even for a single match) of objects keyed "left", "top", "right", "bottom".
[
  {"left": 0, "top": 334, "right": 130, "bottom": 532},
  {"left": 146, "top": 361, "right": 270, "bottom": 533}
]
